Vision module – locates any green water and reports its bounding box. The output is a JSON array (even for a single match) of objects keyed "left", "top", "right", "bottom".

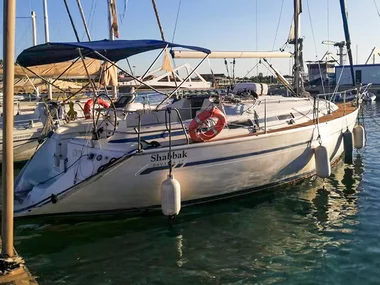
[{"left": 9, "top": 102, "right": 380, "bottom": 284}]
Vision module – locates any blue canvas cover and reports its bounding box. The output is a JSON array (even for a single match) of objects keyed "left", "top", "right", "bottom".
[{"left": 17, "top": 39, "right": 211, "bottom": 67}]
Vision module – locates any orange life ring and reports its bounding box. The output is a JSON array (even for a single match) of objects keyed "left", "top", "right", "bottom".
[
  {"left": 83, "top": 98, "right": 110, "bottom": 119},
  {"left": 189, "top": 107, "right": 227, "bottom": 142}
]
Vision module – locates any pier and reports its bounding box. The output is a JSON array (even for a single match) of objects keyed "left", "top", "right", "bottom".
[{"left": 0, "top": 239, "right": 38, "bottom": 284}]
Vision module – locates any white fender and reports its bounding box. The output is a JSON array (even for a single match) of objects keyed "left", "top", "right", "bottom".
[
  {"left": 353, "top": 125, "right": 365, "bottom": 149},
  {"left": 315, "top": 145, "right": 331, "bottom": 178},
  {"left": 161, "top": 175, "right": 181, "bottom": 216}
]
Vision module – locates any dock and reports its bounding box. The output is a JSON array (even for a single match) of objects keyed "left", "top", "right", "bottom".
[
  {"left": 0, "top": 238, "right": 38, "bottom": 285},
  {"left": 0, "top": 248, "right": 38, "bottom": 285}
]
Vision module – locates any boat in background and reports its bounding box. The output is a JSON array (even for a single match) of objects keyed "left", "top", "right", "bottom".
[
  {"left": 0, "top": 58, "right": 104, "bottom": 163},
  {"left": 119, "top": 63, "right": 212, "bottom": 90},
  {"left": 362, "top": 91, "right": 376, "bottom": 102},
  {"left": 0, "top": 100, "right": 87, "bottom": 163}
]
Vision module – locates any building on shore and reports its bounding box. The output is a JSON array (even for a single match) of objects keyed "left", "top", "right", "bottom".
[
  {"left": 306, "top": 61, "right": 335, "bottom": 82},
  {"left": 335, "top": 63, "right": 380, "bottom": 86}
]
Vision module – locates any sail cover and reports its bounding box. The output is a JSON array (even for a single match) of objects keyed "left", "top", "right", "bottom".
[
  {"left": 17, "top": 39, "right": 211, "bottom": 67},
  {"left": 0, "top": 59, "right": 101, "bottom": 78}
]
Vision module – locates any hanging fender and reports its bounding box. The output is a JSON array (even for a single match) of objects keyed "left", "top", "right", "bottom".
[
  {"left": 189, "top": 107, "right": 227, "bottom": 142},
  {"left": 83, "top": 98, "right": 110, "bottom": 119}
]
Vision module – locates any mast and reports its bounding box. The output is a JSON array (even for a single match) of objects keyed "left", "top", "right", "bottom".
[
  {"left": 43, "top": 0, "right": 53, "bottom": 99},
  {"left": 42, "top": 0, "right": 50, "bottom": 42},
  {"left": 293, "top": 0, "right": 301, "bottom": 96},
  {"left": 108, "top": 0, "right": 115, "bottom": 40},
  {"left": 31, "top": 11, "right": 37, "bottom": 46},
  {"left": 339, "top": 0, "right": 355, "bottom": 86},
  {"left": 108, "top": 0, "right": 117, "bottom": 98}
]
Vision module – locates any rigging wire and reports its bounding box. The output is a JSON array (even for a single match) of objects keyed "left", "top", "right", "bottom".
[
  {"left": 266, "top": 0, "right": 285, "bottom": 76},
  {"left": 171, "top": 0, "right": 182, "bottom": 71},
  {"left": 15, "top": 23, "right": 31, "bottom": 55},
  {"left": 151, "top": 0, "right": 179, "bottom": 90},
  {"left": 88, "top": 0, "right": 97, "bottom": 33},
  {"left": 255, "top": 0, "right": 259, "bottom": 76},
  {"left": 243, "top": 61, "right": 261, "bottom": 79},
  {"left": 373, "top": 0, "right": 380, "bottom": 19},
  {"left": 326, "top": 0, "right": 331, "bottom": 91},
  {"left": 63, "top": 0, "right": 80, "bottom": 42},
  {"left": 327, "top": 0, "right": 330, "bottom": 56},
  {"left": 271, "top": 0, "right": 285, "bottom": 51},
  {"left": 120, "top": 0, "right": 129, "bottom": 25},
  {"left": 306, "top": 0, "right": 325, "bottom": 94},
  {"left": 171, "top": 0, "right": 182, "bottom": 43}
]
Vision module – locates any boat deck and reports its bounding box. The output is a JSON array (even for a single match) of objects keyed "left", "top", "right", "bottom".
[
  {"left": 268, "top": 102, "right": 356, "bottom": 133},
  {"left": 211, "top": 103, "right": 357, "bottom": 142}
]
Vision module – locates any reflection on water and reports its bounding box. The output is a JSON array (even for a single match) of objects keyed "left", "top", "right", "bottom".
[
  {"left": 9, "top": 102, "right": 380, "bottom": 284},
  {"left": 12, "top": 156, "right": 367, "bottom": 285}
]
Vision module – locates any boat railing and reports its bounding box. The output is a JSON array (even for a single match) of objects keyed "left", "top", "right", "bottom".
[
  {"left": 98, "top": 83, "right": 365, "bottom": 148},
  {"left": 131, "top": 107, "right": 189, "bottom": 153},
  {"left": 316, "top": 83, "right": 372, "bottom": 99},
  {"left": 105, "top": 96, "right": 310, "bottom": 144},
  {"left": 312, "top": 83, "right": 371, "bottom": 114},
  {"left": 264, "top": 98, "right": 267, "bottom": 134}
]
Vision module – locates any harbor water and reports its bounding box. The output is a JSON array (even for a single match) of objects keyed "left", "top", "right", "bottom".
[{"left": 4, "top": 102, "right": 380, "bottom": 284}]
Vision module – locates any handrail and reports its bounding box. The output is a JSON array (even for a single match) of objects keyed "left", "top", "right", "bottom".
[
  {"left": 264, "top": 98, "right": 267, "bottom": 134},
  {"left": 316, "top": 83, "right": 372, "bottom": 98},
  {"left": 121, "top": 106, "right": 190, "bottom": 150},
  {"left": 104, "top": 85, "right": 365, "bottom": 147},
  {"left": 171, "top": 108, "right": 189, "bottom": 144}
]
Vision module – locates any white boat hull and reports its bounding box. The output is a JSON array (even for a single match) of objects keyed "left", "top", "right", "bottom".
[
  {"left": 0, "top": 101, "right": 87, "bottom": 163},
  {"left": 0, "top": 128, "right": 42, "bottom": 163},
  {"left": 14, "top": 107, "right": 358, "bottom": 217}
]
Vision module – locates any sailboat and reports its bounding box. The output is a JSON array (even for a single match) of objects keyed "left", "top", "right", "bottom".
[
  {"left": 0, "top": 0, "right": 110, "bottom": 163},
  {"left": 12, "top": 0, "right": 368, "bottom": 218}
]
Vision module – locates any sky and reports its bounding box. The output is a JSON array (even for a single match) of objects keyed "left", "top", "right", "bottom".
[{"left": 1, "top": 0, "right": 380, "bottom": 77}]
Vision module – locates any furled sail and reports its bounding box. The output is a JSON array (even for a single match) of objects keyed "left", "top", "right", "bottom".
[
  {"left": 288, "top": 20, "right": 295, "bottom": 43},
  {"left": 100, "top": 62, "right": 118, "bottom": 87},
  {"left": 110, "top": 0, "right": 120, "bottom": 38}
]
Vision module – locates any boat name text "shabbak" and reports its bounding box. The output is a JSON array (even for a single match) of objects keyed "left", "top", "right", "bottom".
[{"left": 151, "top": 150, "right": 188, "bottom": 162}]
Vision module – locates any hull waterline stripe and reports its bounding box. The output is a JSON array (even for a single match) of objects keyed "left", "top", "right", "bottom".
[{"left": 140, "top": 140, "right": 310, "bottom": 175}]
